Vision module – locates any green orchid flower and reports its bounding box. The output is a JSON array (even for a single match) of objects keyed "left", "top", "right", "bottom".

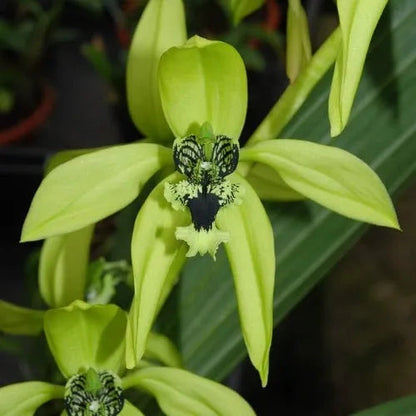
[
  {"left": 0, "top": 301, "right": 255, "bottom": 416},
  {"left": 19, "top": 0, "right": 399, "bottom": 387}
]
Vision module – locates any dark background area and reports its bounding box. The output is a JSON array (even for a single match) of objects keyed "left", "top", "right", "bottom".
[{"left": 1, "top": 1, "right": 415, "bottom": 415}]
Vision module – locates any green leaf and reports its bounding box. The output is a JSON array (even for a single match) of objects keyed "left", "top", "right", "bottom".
[
  {"left": 154, "top": 0, "right": 416, "bottom": 383},
  {"left": 220, "top": 0, "right": 265, "bottom": 25},
  {"left": 352, "top": 395, "right": 416, "bottom": 415},
  {"left": 216, "top": 173, "right": 274, "bottom": 386},
  {"left": 247, "top": 27, "right": 341, "bottom": 145},
  {"left": 241, "top": 139, "right": 399, "bottom": 228},
  {"left": 0, "top": 382, "right": 64, "bottom": 416},
  {"left": 158, "top": 36, "right": 247, "bottom": 140},
  {"left": 21, "top": 143, "right": 171, "bottom": 241},
  {"left": 286, "top": 0, "right": 312, "bottom": 83},
  {"left": 126, "top": 173, "right": 188, "bottom": 369},
  {"left": 44, "top": 300, "right": 127, "bottom": 378},
  {"left": 122, "top": 367, "right": 255, "bottom": 415},
  {"left": 0, "top": 301, "right": 44, "bottom": 335},
  {"left": 39, "top": 225, "right": 94, "bottom": 307},
  {"left": 144, "top": 332, "right": 183, "bottom": 368},
  {"left": 127, "top": 0, "right": 186, "bottom": 141},
  {"left": 120, "top": 401, "right": 145, "bottom": 416},
  {"left": 329, "top": 0, "right": 388, "bottom": 136},
  {"left": 242, "top": 163, "right": 304, "bottom": 201}
]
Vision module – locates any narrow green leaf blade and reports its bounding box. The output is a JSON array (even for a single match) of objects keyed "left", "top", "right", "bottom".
[
  {"left": 352, "top": 395, "right": 416, "bottom": 416},
  {"left": 286, "top": 0, "right": 312, "bottom": 83},
  {"left": 127, "top": 0, "right": 186, "bottom": 141},
  {"left": 0, "top": 301, "right": 44, "bottom": 335},
  {"left": 21, "top": 143, "right": 171, "bottom": 241},
  {"left": 39, "top": 225, "right": 94, "bottom": 307},
  {"left": 127, "top": 173, "right": 188, "bottom": 369},
  {"left": 123, "top": 367, "right": 255, "bottom": 416},
  {"left": 0, "top": 382, "right": 64, "bottom": 416},
  {"left": 158, "top": 36, "right": 247, "bottom": 140},
  {"left": 216, "top": 174, "right": 275, "bottom": 386},
  {"left": 44, "top": 301, "right": 127, "bottom": 378},
  {"left": 247, "top": 27, "right": 340, "bottom": 145},
  {"left": 241, "top": 139, "right": 399, "bottom": 229},
  {"left": 329, "top": 0, "right": 388, "bottom": 136}
]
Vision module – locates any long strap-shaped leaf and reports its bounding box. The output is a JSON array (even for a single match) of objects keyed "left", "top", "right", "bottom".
[{"left": 156, "top": 0, "right": 416, "bottom": 381}]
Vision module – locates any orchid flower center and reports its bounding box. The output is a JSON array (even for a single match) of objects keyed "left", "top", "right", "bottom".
[
  {"left": 165, "top": 133, "right": 243, "bottom": 258},
  {"left": 64, "top": 369, "right": 124, "bottom": 416}
]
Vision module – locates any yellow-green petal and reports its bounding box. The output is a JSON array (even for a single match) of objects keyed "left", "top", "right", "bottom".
[
  {"left": 39, "top": 225, "right": 94, "bottom": 307},
  {"left": 286, "top": 0, "right": 312, "bottom": 83},
  {"left": 329, "top": 0, "right": 389, "bottom": 136},
  {"left": 122, "top": 367, "right": 255, "bottom": 415},
  {"left": 127, "top": 0, "right": 186, "bottom": 141},
  {"left": 120, "top": 401, "right": 145, "bottom": 416},
  {"left": 216, "top": 173, "right": 275, "bottom": 386},
  {"left": 0, "top": 382, "right": 64, "bottom": 416},
  {"left": 241, "top": 139, "right": 399, "bottom": 229},
  {"left": 21, "top": 143, "right": 171, "bottom": 242},
  {"left": 242, "top": 163, "right": 304, "bottom": 201},
  {"left": 0, "top": 301, "right": 44, "bottom": 335},
  {"left": 127, "top": 173, "right": 188, "bottom": 369},
  {"left": 144, "top": 332, "right": 183, "bottom": 368},
  {"left": 158, "top": 36, "right": 247, "bottom": 140},
  {"left": 44, "top": 300, "right": 127, "bottom": 378}
]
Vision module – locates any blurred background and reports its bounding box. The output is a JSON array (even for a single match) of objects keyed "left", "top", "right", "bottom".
[{"left": 1, "top": 1, "right": 415, "bottom": 415}]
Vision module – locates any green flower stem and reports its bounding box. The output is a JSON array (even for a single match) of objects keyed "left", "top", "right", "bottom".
[{"left": 246, "top": 27, "right": 341, "bottom": 147}]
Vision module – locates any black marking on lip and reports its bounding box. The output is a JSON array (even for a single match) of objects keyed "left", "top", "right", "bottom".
[{"left": 187, "top": 193, "right": 221, "bottom": 231}]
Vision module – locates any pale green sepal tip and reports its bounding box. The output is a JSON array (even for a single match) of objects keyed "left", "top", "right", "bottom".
[
  {"left": 286, "top": 0, "right": 312, "bottom": 83},
  {"left": 0, "top": 381, "right": 64, "bottom": 416},
  {"left": 329, "top": 0, "right": 388, "bottom": 136},
  {"left": 175, "top": 224, "right": 229, "bottom": 259}
]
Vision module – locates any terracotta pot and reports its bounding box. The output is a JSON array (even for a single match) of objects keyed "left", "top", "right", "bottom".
[{"left": 0, "top": 84, "right": 55, "bottom": 146}]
